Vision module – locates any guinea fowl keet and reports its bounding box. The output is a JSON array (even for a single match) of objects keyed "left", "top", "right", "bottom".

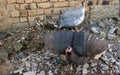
[{"left": 44, "top": 30, "right": 108, "bottom": 65}]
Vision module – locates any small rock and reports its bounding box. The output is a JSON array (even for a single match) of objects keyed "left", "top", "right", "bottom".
[
  {"left": 13, "top": 41, "right": 22, "bottom": 51},
  {"left": 60, "top": 55, "right": 67, "bottom": 62},
  {"left": 90, "top": 27, "right": 100, "bottom": 34},
  {"left": 48, "top": 70, "right": 53, "bottom": 75},
  {"left": 90, "top": 62, "right": 97, "bottom": 68},
  {"left": 0, "top": 33, "right": 6, "bottom": 39},
  {"left": 100, "top": 56, "right": 109, "bottom": 65},
  {"left": 115, "top": 28, "right": 120, "bottom": 35},
  {"left": 37, "top": 70, "right": 45, "bottom": 75},
  {"left": 99, "top": 22, "right": 105, "bottom": 28},
  {"left": 101, "top": 64, "right": 109, "bottom": 70},
  {"left": 0, "top": 41, "right": 3, "bottom": 45},
  {"left": 100, "top": 31, "right": 106, "bottom": 38},
  {"left": 25, "top": 61, "right": 31, "bottom": 70},
  {"left": 18, "top": 51, "right": 25, "bottom": 59},
  {"left": 13, "top": 68, "right": 24, "bottom": 74},
  {"left": 110, "top": 58, "right": 116, "bottom": 63},
  {"left": 82, "top": 63, "right": 89, "bottom": 69},
  {"left": 44, "top": 56, "right": 51, "bottom": 60},
  {"left": 23, "top": 71, "right": 36, "bottom": 75},
  {"left": 82, "top": 69, "right": 88, "bottom": 75},
  {"left": 116, "top": 62, "right": 120, "bottom": 66},
  {"left": 76, "top": 65, "right": 82, "bottom": 72},
  {"left": 107, "top": 33, "right": 116, "bottom": 40},
  {"left": 109, "top": 26, "right": 117, "bottom": 34}
]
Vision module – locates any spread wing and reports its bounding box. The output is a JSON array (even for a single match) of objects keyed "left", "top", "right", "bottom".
[{"left": 44, "top": 30, "right": 73, "bottom": 54}]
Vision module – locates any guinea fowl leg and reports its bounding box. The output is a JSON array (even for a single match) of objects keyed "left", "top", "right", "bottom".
[{"left": 74, "top": 27, "right": 79, "bottom": 32}]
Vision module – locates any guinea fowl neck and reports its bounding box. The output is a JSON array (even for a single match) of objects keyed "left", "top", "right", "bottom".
[{"left": 82, "top": 1, "right": 85, "bottom": 7}]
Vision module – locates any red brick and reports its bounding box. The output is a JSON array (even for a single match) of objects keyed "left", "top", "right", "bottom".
[
  {"left": 50, "top": 0, "right": 57, "bottom": 2},
  {"left": 59, "top": 0, "right": 65, "bottom": 2},
  {"left": 7, "top": 4, "right": 15, "bottom": 10},
  {"left": 54, "top": 2, "right": 68, "bottom": 7},
  {"left": 69, "top": 1, "right": 78, "bottom": 7},
  {"left": 41, "top": 0, "right": 48, "bottom": 2},
  {"left": 9, "top": 18, "right": 19, "bottom": 24},
  {"left": 0, "top": 13, "right": 3, "bottom": 20},
  {"left": 25, "top": 0, "right": 33, "bottom": 3},
  {"left": 19, "top": 10, "right": 28, "bottom": 17},
  {"left": 0, "top": 6, "right": 6, "bottom": 11},
  {"left": 20, "top": 17, "right": 28, "bottom": 22},
  {"left": 8, "top": 0, "right": 16, "bottom": 3},
  {"left": 33, "top": 0, "right": 41, "bottom": 2},
  {"left": 60, "top": 7, "right": 67, "bottom": 13},
  {"left": 53, "top": 8, "right": 60, "bottom": 14},
  {"left": 109, "top": 0, "right": 113, "bottom": 4},
  {"left": 0, "top": 0, "right": 7, "bottom": 4},
  {"left": 17, "top": 0, "right": 24, "bottom": 3},
  {"left": 28, "top": 10, "right": 36, "bottom": 16},
  {"left": 37, "top": 9, "right": 44, "bottom": 15},
  {"left": 98, "top": 0, "right": 103, "bottom": 5},
  {"left": 93, "top": 0, "right": 98, "bottom": 5},
  {"left": 45, "top": 8, "right": 51, "bottom": 15},
  {"left": 11, "top": 11, "right": 19, "bottom": 17},
  {"left": 20, "top": 4, "right": 28, "bottom": 10},
  {"left": 28, "top": 16, "right": 35, "bottom": 21},
  {"left": 52, "top": 15, "right": 59, "bottom": 20},
  {"left": 15, "top": 4, "right": 19, "bottom": 9},
  {"left": 75, "top": 1, "right": 82, "bottom": 8},
  {"left": 38, "top": 2, "right": 52, "bottom": 8},
  {"left": 38, "top": 15, "right": 45, "bottom": 20},
  {"left": 30, "top": 3, "right": 37, "bottom": 9}
]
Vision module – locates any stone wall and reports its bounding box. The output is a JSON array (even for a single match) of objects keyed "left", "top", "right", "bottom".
[{"left": 0, "top": 0, "right": 119, "bottom": 30}]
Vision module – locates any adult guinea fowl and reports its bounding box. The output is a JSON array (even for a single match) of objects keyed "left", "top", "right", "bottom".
[
  {"left": 48, "top": 0, "right": 86, "bottom": 30},
  {"left": 44, "top": 30, "right": 108, "bottom": 65}
]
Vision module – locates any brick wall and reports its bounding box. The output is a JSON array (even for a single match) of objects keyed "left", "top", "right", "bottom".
[{"left": 0, "top": 0, "right": 119, "bottom": 30}]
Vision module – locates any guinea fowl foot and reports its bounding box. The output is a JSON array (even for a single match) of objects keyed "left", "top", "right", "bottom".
[
  {"left": 48, "top": 20, "right": 58, "bottom": 28},
  {"left": 34, "top": 17, "right": 43, "bottom": 27},
  {"left": 71, "top": 27, "right": 79, "bottom": 32}
]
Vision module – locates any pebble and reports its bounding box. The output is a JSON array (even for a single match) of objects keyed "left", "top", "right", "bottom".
[
  {"left": 0, "top": 41, "right": 3, "bottom": 46},
  {"left": 25, "top": 61, "right": 31, "bottom": 71},
  {"left": 116, "top": 62, "right": 120, "bottom": 66},
  {"left": 108, "top": 26, "right": 117, "bottom": 34},
  {"left": 107, "top": 33, "right": 116, "bottom": 40},
  {"left": 100, "top": 31, "right": 106, "bottom": 38},
  {"left": 48, "top": 70, "right": 53, "bottom": 75},
  {"left": 82, "top": 63, "right": 89, "bottom": 69},
  {"left": 90, "top": 27, "right": 100, "bottom": 34},
  {"left": 37, "top": 70, "right": 45, "bottom": 75},
  {"left": 76, "top": 66, "right": 82, "bottom": 72},
  {"left": 99, "top": 22, "right": 105, "bottom": 28},
  {"left": 23, "top": 71, "right": 36, "bottom": 75},
  {"left": 110, "top": 58, "right": 116, "bottom": 63},
  {"left": 115, "top": 28, "right": 120, "bottom": 35},
  {"left": 82, "top": 69, "right": 88, "bottom": 75},
  {"left": 90, "top": 62, "right": 97, "bottom": 67}
]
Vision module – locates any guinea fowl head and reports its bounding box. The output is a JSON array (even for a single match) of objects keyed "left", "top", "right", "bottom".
[
  {"left": 65, "top": 46, "right": 73, "bottom": 62},
  {"left": 65, "top": 46, "right": 87, "bottom": 65},
  {"left": 81, "top": 0, "right": 86, "bottom": 6}
]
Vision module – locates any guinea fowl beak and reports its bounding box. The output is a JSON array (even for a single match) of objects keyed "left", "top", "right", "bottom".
[{"left": 65, "top": 47, "right": 72, "bottom": 53}]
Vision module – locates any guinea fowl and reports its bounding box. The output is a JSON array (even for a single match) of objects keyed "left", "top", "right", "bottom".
[
  {"left": 48, "top": 0, "right": 86, "bottom": 30},
  {"left": 44, "top": 30, "right": 108, "bottom": 65}
]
